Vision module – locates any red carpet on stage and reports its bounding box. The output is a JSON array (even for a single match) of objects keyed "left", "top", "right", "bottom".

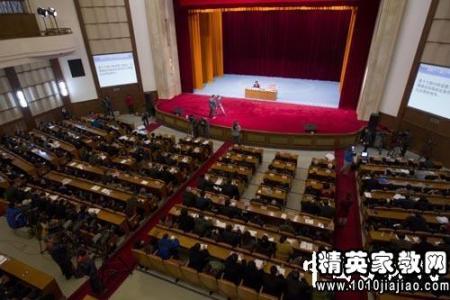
[{"left": 157, "top": 94, "right": 365, "bottom": 134}]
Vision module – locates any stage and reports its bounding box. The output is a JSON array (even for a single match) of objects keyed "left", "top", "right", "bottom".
[{"left": 193, "top": 74, "right": 340, "bottom": 108}]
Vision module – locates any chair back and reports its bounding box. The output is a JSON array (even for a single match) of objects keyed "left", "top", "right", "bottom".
[
  {"left": 198, "top": 272, "right": 218, "bottom": 292},
  {"left": 218, "top": 278, "right": 238, "bottom": 299}
]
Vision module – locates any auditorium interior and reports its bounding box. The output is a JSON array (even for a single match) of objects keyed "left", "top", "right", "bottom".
[{"left": 0, "top": 0, "right": 449, "bottom": 300}]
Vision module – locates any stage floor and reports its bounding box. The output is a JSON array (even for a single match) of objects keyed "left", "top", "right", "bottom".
[
  {"left": 193, "top": 74, "right": 340, "bottom": 108},
  {"left": 158, "top": 94, "right": 365, "bottom": 134}
]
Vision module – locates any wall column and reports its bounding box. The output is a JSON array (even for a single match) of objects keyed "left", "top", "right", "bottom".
[
  {"left": 4, "top": 67, "right": 35, "bottom": 130},
  {"left": 356, "top": 0, "right": 407, "bottom": 120},
  {"left": 145, "top": 0, "right": 182, "bottom": 99},
  {"left": 50, "top": 58, "right": 73, "bottom": 112}
]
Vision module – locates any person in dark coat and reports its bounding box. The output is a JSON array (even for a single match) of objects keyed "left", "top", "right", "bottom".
[
  {"left": 46, "top": 236, "right": 74, "bottom": 279},
  {"left": 262, "top": 265, "right": 285, "bottom": 297},
  {"left": 76, "top": 249, "right": 103, "bottom": 295},
  {"left": 284, "top": 270, "right": 311, "bottom": 300},
  {"left": 178, "top": 207, "right": 195, "bottom": 232},
  {"left": 242, "top": 260, "right": 263, "bottom": 291},
  {"left": 223, "top": 253, "right": 243, "bottom": 285},
  {"left": 187, "top": 243, "right": 209, "bottom": 272}
]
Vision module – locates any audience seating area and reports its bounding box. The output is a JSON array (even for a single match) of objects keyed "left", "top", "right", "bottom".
[
  {"left": 132, "top": 145, "right": 337, "bottom": 300},
  {"left": 358, "top": 153, "right": 450, "bottom": 300},
  {"left": 0, "top": 114, "right": 213, "bottom": 299}
]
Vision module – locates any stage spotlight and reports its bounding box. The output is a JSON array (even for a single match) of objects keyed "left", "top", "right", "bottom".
[
  {"left": 16, "top": 90, "right": 28, "bottom": 108},
  {"left": 37, "top": 7, "right": 48, "bottom": 17},
  {"left": 37, "top": 7, "right": 49, "bottom": 32},
  {"left": 47, "top": 7, "right": 57, "bottom": 17},
  {"left": 58, "top": 81, "right": 69, "bottom": 97}
]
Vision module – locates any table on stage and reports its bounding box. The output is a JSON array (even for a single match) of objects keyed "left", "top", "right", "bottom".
[{"left": 245, "top": 87, "right": 277, "bottom": 101}]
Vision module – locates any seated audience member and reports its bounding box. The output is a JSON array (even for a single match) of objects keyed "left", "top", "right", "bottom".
[
  {"left": 321, "top": 183, "right": 334, "bottom": 198},
  {"left": 413, "top": 236, "right": 434, "bottom": 256},
  {"left": 404, "top": 213, "right": 429, "bottom": 232},
  {"left": 275, "top": 235, "right": 294, "bottom": 261},
  {"left": 302, "top": 200, "right": 320, "bottom": 216},
  {"left": 197, "top": 175, "right": 213, "bottom": 191},
  {"left": 392, "top": 196, "right": 415, "bottom": 210},
  {"left": 6, "top": 202, "right": 27, "bottom": 229},
  {"left": 193, "top": 214, "right": 212, "bottom": 237},
  {"left": 242, "top": 260, "right": 263, "bottom": 291},
  {"left": 219, "top": 224, "right": 240, "bottom": 247},
  {"left": 182, "top": 187, "right": 197, "bottom": 207},
  {"left": 195, "top": 191, "right": 211, "bottom": 211},
  {"left": 390, "top": 232, "right": 413, "bottom": 251},
  {"left": 254, "top": 235, "right": 275, "bottom": 257},
  {"left": 223, "top": 253, "right": 243, "bottom": 285},
  {"left": 262, "top": 265, "right": 285, "bottom": 297},
  {"left": 177, "top": 208, "right": 195, "bottom": 232},
  {"left": 240, "top": 230, "right": 257, "bottom": 251},
  {"left": 319, "top": 200, "right": 335, "bottom": 219},
  {"left": 220, "top": 198, "right": 240, "bottom": 219},
  {"left": 253, "top": 80, "right": 260, "bottom": 88},
  {"left": 188, "top": 243, "right": 209, "bottom": 272},
  {"left": 414, "top": 197, "right": 430, "bottom": 211},
  {"left": 284, "top": 270, "right": 311, "bottom": 300},
  {"left": 222, "top": 180, "right": 240, "bottom": 200},
  {"left": 157, "top": 234, "right": 180, "bottom": 260},
  {"left": 279, "top": 220, "right": 296, "bottom": 235}
]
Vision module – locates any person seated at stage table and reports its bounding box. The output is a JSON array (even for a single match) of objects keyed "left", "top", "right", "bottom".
[
  {"left": 284, "top": 270, "right": 312, "bottom": 300},
  {"left": 275, "top": 235, "right": 294, "bottom": 261},
  {"left": 404, "top": 213, "right": 429, "bottom": 232},
  {"left": 319, "top": 200, "right": 335, "bottom": 219},
  {"left": 262, "top": 265, "right": 286, "bottom": 298},
  {"left": 195, "top": 191, "right": 211, "bottom": 211},
  {"left": 219, "top": 224, "right": 241, "bottom": 247},
  {"left": 157, "top": 233, "right": 180, "bottom": 260},
  {"left": 182, "top": 187, "right": 197, "bottom": 207},
  {"left": 253, "top": 80, "right": 260, "bottom": 88},
  {"left": 177, "top": 207, "right": 195, "bottom": 232},
  {"left": 193, "top": 213, "right": 213, "bottom": 237},
  {"left": 254, "top": 235, "right": 275, "bottom": 257},
  {"left": 242, "top": 260, "right": 264, "bottom": 291},
  {"left": 223, "top": 253, "right": 244, "bottom": 285},
  {"left": 220, "top": 198, "right": 241, "bottom": 219},
  {"left": 188, "top": 243, "right": 210, "bottom": 272}
]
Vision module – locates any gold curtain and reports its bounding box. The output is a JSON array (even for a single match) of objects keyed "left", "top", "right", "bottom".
[
  {"left": 188, "top": 12, "right": 203, "bottom": 89},
  {"left": 188, "top": 11, "right": 224, "bottom": 89}
]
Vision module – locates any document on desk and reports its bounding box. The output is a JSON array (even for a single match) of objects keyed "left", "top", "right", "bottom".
[
  {"left": 0, "top": 255, "right": 8, "bottom": 266},
  {"left": 91, "top": 185, "right": 101, "bottom": 191}
]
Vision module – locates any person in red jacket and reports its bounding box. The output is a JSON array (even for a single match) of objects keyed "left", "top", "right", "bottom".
[{"left": 125, "top": 94, "right": 134, "bottom": 114}]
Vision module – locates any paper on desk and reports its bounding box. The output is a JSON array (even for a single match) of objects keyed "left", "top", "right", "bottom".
[
  {"left": 305, "top": 218, "right": 314, "bottom": 225},
  {"left": 88, "top": 208, "right": 101, "bottom": 215},
  {"left": 23, "top": 187, "right": 32, "bottom": 192},
  {"left": 281, "top": 213, "right": 287, "bottom": 219},
  {"left": 230, "top": 201, "right": 236, "bottom": 207},
  {"left": 436, "top": 216, "right": 449, "bottom": 224},
  {"left": 300, "top": 241, "right": 314, "bottom": 251},
  {"left": 0, "top": 255, "right": 8, "bottom": 265},
  {"left": 120, "top": 159, "right": 127, "bottom": 164},
  {"left": 248, "top": 230, "right": 257, "bottom": 237},
  {"left": 216, "top": 178, "right": 223, "bottom": 186},
  {"left": 62, "top": 178, "right": 72, "bottom": 185},
  {"left": 49, "top": 195, "right": 58, "bottom": 201},
  {"left": 276, "top": 266, "right": 286, "bottom": 276},
  {"left": 393, "top": 194, "right": 405, "bottom": 200},
  {"left": 216, "top": 220, "right": 227, "bottom": 228},
  {"left": 141, "top": 180, "right": 149, "bottom": 185},
  {"left": 182, "top": 157, "right": 189, "bottom": 163},
  {"left": 233, "top": 224, "right": 245, "bottom": 232},
  {"left": 364, "top": 192, "right": 372, "bottom": 198},
  {"left": 268, "top": 236, "right": 274, "bottom": 242},
  {"left": 91, "top": 185, "right": 101, "bottom": 191},
  {"left": 200, "top": 243, "right": 208, "bottom": 250},
  {"left": 101, "top": 188, "right": 111, "bottom": 195}
]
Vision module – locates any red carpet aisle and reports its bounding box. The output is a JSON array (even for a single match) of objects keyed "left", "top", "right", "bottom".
[
  {"left": 333, "top": 150, "right": 366, "bottom": 300},
  {"left": 157, "top": 94, "right": 365, "bottom": 134},
  {"left": 69, "top": 142, "right": 233, "bottom": 300}
]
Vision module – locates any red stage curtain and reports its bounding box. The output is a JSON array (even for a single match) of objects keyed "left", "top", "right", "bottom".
[{"left": 222, "top": 9, "right": 352, "bottom": 81}]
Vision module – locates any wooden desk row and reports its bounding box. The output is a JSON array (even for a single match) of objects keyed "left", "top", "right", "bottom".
[
  {"left": 275, "top": 152, "right": 298, "bottom": 166},
  {"left": 220, "top": 152, "right": 260, "bottom": 172},
  {"left": 67, "top": 160, "right": 167, "bottom": 198},
  {"left": 31, "top": 129, "right": 79, "bottom": 158},
  {"left": 194, "top": 189, "right": 334, "bottom": 233},
  {"left": 255, "top": 184, "right": 288, "bottom": 206},
  {"left": 210, "top": 162, "right": 253, "bottom": 182},
  {"left": 0, "top": 146, "right": 37, "bottom": 178},
  {"left": 0, "top": 253, "right": 63, "bottom": 299},
  {"left": 231, "top": 145, "right": 263, "bottom": 163},
  {"left": 368, "top": 230, "right": 444, "bottom": 247},
  {"left": 363, "top": 190, "right": 450, "bottom": 207},
  {"left": 263, "top": 171, "right": 293, "bottom": 190},
  {"left": 269, "top": 160, "right": 296, "bottom": 177},
  {"left": 171, "top": 205, "right": 322, "bottom": 254},
  {"left": 62, "top": 120, "right": 110, "bottom": 141},
  {"left": 365, "top": 207, "right": 448, "bottom": 225},
  {"left": 45, "top": 123, "right": 95, "bottom": 148},
  {"left": 204, "top": 173, "right": 246, "bottom": 196},
  {"left": 148, "top": 225, "right": 312, "bottom": 285}
]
